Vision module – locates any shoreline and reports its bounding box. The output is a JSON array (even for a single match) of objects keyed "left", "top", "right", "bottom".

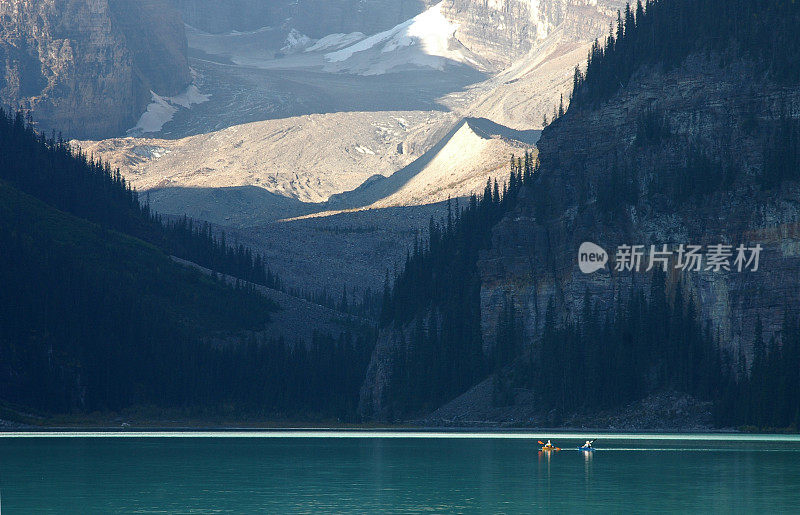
[
  {"left": 4, "top": 425, "right": 800, "bottom": 438},
  {"left": 4, "top": 431, "right": 800, "bottom": 444}
]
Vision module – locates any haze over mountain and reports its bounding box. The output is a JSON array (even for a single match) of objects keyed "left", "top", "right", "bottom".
[{"left": 47, "top": 0, "right": 621, "bottom": 296}]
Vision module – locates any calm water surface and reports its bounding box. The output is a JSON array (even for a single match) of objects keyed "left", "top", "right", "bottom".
[{"left": 1, "top": 432, "right": 799, "bottom": 513}]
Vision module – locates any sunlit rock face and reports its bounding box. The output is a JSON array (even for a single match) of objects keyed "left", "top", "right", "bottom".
[
  {"left": 442, "top": 0, "right": 626, "bottom": 69},
  {"left": 0, "top": 0, "right": 189, "bottom": 139}
]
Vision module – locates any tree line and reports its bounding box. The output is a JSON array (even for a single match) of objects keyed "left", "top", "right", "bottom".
[
  {"left": 0, "top": 109, "right": 374, "bottom": 420},
  {"left": 378, "top": 152, "right": 535, "bottom": 418},
  {"left": 0, "top": 109, "right": 282, "bottom": 291},
  {"left": 570, "top": 0, "right": 800, "bottom": 110},
  {"left": 717, "top": 315, "right": 800, "bottom": 430},
  {"left": 376, "top": 1, "right": 800, "bottom": 428},
  {"left": 504, "top": 269, "right": 721, "bottom": 413}
]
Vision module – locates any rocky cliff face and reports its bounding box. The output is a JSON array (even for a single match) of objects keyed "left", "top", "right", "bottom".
[
  {"left": 0, "top": 0, "right": 189, "bottom": 139},
  {"left": 359, "top": 52, "right": 800, "bottom": 422},
  {"left": 108, "top": 0, "right": 191, "bottom": 103},
  {"left": 172, "top": 0, "right": 280, "bottom": 34},
  {"left": 443, "top": 0, "right": 626, "bottom": 68},
  {"left": 479, "top": 55, "right": 800, "bottom": 366}
]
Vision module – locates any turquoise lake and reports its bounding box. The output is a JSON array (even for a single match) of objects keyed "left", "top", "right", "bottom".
[{"left": 1, "top": 432, "right": 799, "bottom": 513}]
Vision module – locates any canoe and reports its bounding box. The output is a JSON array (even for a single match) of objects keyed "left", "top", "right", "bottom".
[{"left": 578, "top": 447, "right": 595, "bottom": 452}]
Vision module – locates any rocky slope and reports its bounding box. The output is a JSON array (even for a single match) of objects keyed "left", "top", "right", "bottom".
[
  {"left": 326, "top": 117, "right": 539, "bottom": 210},
  {"left": 359, "top": 52, "right": 800, "bottom": 425},
  {"left": 79, "top": 110, "right": 446, "bottom": 216},
  {"left": 77, "top": 0, "right": 628, "bottom": 305},
  {"left": 0, "top": 0, "right": 189, "bottom": 139},
  {"left": 79, "top": 115, "right": 536, "bottom": 298},
  {"left": 480, "top": 55, "right": 800, "bottom": 369}
]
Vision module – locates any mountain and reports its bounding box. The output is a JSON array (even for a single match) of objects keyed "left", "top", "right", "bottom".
[
  {"left": 0, "top": 0, "right": 190, "bottom": 139},
  {"left": 321, "top": 2, "right": 492, "bottom": 76},
  {"left": 71, "top": 0, "right": 622, "bottom": 304},
  {"left": 0, "top": 0, "right": 626, "bottom": 138},
  {"left": 175, "top": 0, "right": 624, "bottom": 70},
  {"left": 361, "top": 0, "right": 800, "bottom": 429},
  {"left": 0, "top": 110, "right": 374, "bottom": 422}
]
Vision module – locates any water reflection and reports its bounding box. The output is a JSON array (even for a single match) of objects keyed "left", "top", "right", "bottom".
[{"left": 583, "top": 449, "right": 593, "bottom": 490}]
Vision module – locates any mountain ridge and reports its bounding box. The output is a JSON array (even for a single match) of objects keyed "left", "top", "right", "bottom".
[{"left": 360, "top": 0, "right": 800, "bottom": 428}]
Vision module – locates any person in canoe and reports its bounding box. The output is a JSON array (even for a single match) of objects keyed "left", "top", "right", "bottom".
[
  {"left": 580, "top": 440, "right": 595, "bottom": 450},
  {"left": 540, "top": 440, "right": 559, "bottom": 451}
]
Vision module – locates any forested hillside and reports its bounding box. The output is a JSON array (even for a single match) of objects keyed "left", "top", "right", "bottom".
[
  {"left": 361, "top": 153, "right": 534, "bottom": 419},
  {"left": 0, "top": 111, "right": 373, "bottom": 421},
  {"left": 570, "top": 0, "right": 800, "bottom": 109},
  {"left": 550, "top": 0, "right": 800, "bottom": 429},
  {"left": 0, "top": 110, "right": 281, "bottom": 288},
  {"left": 363, "top": 0, "right": 800, "bottom": 429}
]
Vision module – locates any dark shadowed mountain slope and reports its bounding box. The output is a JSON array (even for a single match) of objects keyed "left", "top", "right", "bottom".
[
  {"left": 0, "top": 111, "right": 374, "bottom": 421},
  {"left": 360, "top": 0, "right": 800, "bottom": 429}
]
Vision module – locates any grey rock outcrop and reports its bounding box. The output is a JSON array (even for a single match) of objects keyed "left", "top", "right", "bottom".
[
  {"left": 0, "top": 0, "right": 190, "bottom": 139},
  {"left": 108, "top": 0, "right": 191, "bottom": 103}
]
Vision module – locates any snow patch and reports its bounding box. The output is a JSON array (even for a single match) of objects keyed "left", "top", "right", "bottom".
[
  {"left": 169, "top": 85, "right": 211, "bottom": 109},
  {"left": 323, "top": 2, "right": 475, "bottom": 76},
  {"left": 392, "top": 116, "right": 410, "bottom": 128},
  {"left": 529, "top": 0, "right": 551, "bottom": 41},
  {"left": 128, "top": 85, "right": 211, "bottom": 136},
  {"left": 132, "top": 145, "right": 172, "bottom": 159},
  {"left": 129, "top": 93, "right": 176, "bottom": 136},
  {"left": 355, "top": 144, "right": 376, "bottom": 155},
  {"left": 227, "top": 26, "right": 273, "bottom": 36}
]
